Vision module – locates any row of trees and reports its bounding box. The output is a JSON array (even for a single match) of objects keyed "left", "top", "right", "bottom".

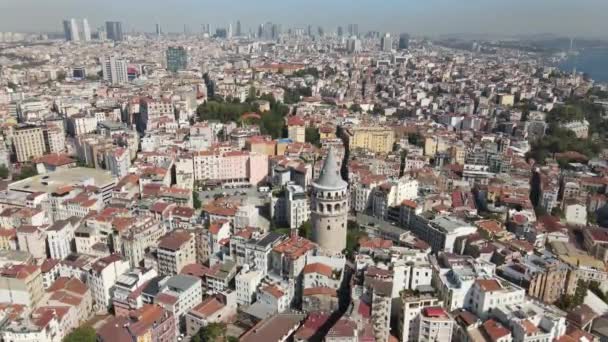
[
  {"left": 196, "top": 93, "right": 292, "bottom": 139},
  {"left": 526, "top": 98, "right": 606, "bottom": 164}
]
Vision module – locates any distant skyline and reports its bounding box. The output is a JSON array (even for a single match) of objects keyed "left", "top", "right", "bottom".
[{"left": 1, "top": 0, "right": 608, "bottom": 38}]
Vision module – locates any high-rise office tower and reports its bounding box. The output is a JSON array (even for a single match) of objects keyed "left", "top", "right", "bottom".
[
  {"left": 166, "top": 47, "right": 188, "bottom": 72},
  {"left": 337, "top": 26, "right": 344, "bottom": 37},
  {"left": 156, "top": 24, "right": 162, "bottom": 37},
  {"left": 307, "top": 25, "right": 313, "bottom": 37},
  {"left": 259, "top": 22, "right": 274, "bottom": 40},
  {"left": 63, "top": 19, "right": 80, "bottom": 41},
  {"left": 227, "top": 24, "right": 233, "bottom": 39},
  {"left": 318, "top": 26, "right": 324, "bottom": 37},
  {"left": 271, "top": 24, "right": 281, "bottom": 40},
  {"left": 311, "top": 148, "right": 348, "bottom": 254},
  {"left": 62, "top": 20, "right": 72, "bottom": 41},
  {"left": 381, "top": 33, "right": 393, "bottom": 52},
  {"left": 348, "top": 24, "right": 359, "bottom": 37},
  {"left": 105, "top": 21, "right": 124, "bottom": 41},
  {"left": 82, "top": 18, "right": 91, "bottom": 41},
  {"left": 236, "top": 20, "right": 242, "bottom": 37},
  {"left": 101, "top": 55, "right": 128, "bottom": 85},
  {"left": 398, "top": 33, "right": 410, "bottom": 50},
  {"left": 347, "top": 36, "right": 362, "bottom": 53}
]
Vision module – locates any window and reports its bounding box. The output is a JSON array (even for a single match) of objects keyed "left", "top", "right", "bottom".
[{"left": 327, "top": 226, "right": 331, "bottom": 230}]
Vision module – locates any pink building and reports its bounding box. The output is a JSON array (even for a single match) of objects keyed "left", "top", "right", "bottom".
[
  {"left": 248, "top": 152, "right": 268, "bottom": 185},
  {"left": 193, "top": 150, "right": 268, "bottom": 186}
]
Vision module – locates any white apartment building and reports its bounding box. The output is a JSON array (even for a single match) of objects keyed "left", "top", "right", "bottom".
[
  {"left": 235, "top": 268, "right": 262, "bottom": 306},
  {"left": 105, "top": 147, "right": 131, "bottom": 178},
  {"left": 412, "top": 307, "right": 454, "bottom": 342},
  {"left": 157, "top": 274, "right": 203, "bottom": 324},
  {"left": 101, "top": 55, "right": 128, "bottom": 85},
  {"left": 286, "top": 183, "right": 310, "bottom": 229},
  {"left": 88, "top": 254, "right": 129, "bottom": 312},
  {"left": 46, "top": 218, "right": 78, "bottom": 260},
  {"left": 400, "top": 292, "right": 442, "bottom": 342},
  {"left": 470, "top": 278, "right": 526, "bottom": 319},
  {"left": 43, "top": 126, "right": 66, "bottom": 154},
  {"left": 67, "top": 114, "right": 98, "bottom": 136}
]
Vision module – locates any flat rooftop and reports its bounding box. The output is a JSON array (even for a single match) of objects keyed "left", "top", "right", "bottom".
[{"left": 9, "top": 167, "right": 115, "bottom": 194}]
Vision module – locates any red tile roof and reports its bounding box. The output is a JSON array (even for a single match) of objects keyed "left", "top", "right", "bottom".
[
  {"left": 33, "top": 153, "right": 76, "bottom": 167},
  {"left": 482, "top": 319, "right": 511, "bottom": 341},
  {"left": 303, "top": 263, "right": 333, "bottom": 277},
  {"left": 158, "top": 230, "right": 192, "bottom": 251},
  {"left": 475, "top": 279, "right": 502, "bottom": 292},
  {"left": 302, "top": 286, "right": 337, "bottom": 297},
  {"left": 190, "top": 296, "right": 224, "bottom": 318},
  {"left": 262, "top": 285, "right": 284, "bottom": 299}
]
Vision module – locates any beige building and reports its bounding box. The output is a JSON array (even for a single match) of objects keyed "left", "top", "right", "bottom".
[
  {"left": 0, "top": 264, "right": 44, "bottom": 309},
  {"left": 157, "top": 230, "right": 196, "bottom": 276},
  {"left": 450, "top": 143, "right": 466, "bottom": 165},
  {"left": 424, "top": 136, "right": 449, "bottom": 157},
  {"left": 349, "top": 126, "right": 395, "bottom": 153},
  {"left": 13, "top": 125, "right": 46, "bottom": 162},
  {"left": 498, "top": 93, "right": 515, "bottom": 106},
  {"left": 287, "top": 116, "right": 306, "bottom": 143}
]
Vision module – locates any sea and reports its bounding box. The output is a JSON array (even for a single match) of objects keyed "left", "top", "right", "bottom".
[{"left": 558, "top": 48, "right": 608, "bottom": 84}]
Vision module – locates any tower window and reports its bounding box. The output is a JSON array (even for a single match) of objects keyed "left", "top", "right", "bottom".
[{"left": 327, "top": 226, "right": 331, "bottom": 230}]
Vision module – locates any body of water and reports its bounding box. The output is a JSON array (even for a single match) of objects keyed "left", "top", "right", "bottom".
[{"left": 558, "top": 48, "right": 608, "bottom": 84}]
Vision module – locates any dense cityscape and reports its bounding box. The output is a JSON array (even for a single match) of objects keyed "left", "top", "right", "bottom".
[{"left": 0, "top": 14, "right": 607, "bottom": 342}]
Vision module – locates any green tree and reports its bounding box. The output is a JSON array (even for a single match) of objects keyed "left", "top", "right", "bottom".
[
  {"left": 408, "top": 132, "right": 424, "bottom": 147},
  {"left": 344, "top": 220, "right": 367, "bottom": 257},
  {"left": 15, "top": 165, "right": 37, "bottom": 180},
  {"left": 305, "top": 127, "right": 321, "bottom": 147},
  {"left": 0, "top": 165, "right": 8, "bottom": 179},
  {"left": 63, "top": 326, "right": 96, "bottom": 342},
  {"left": 193, "top": 191, "right": 202, "bottom": 209},
  {"left": 557, "top": 280, "right": 589, "bottom": 310},
  {"left": 349, "top": 104, "right": 362, "bottom": 112},
  {"left": 194, "top": 322, "right": 227, "bottom": 342},
  {"left": 299, "top": 221, "right": 312, "bottom": 239}
]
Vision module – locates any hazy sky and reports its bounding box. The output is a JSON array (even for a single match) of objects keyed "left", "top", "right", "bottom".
[{"left": 1, "top": 0, "right": 608, "bottom": 38}]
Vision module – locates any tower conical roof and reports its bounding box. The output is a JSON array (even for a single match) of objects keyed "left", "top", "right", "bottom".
[{"left": 315, "top": 148, "right": 347, "bottom": 189}]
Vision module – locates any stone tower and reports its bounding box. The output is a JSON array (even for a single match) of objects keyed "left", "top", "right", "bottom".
[{"left": 311, "top": 148, "right": 348, "bottom": 254}]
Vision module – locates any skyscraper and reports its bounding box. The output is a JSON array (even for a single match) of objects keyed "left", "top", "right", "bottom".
[
  {"left": 227, "top": 24, "right": 233, "bottom": 39},
  {"left": 337, "top": 26, "right": 344, "bottom": 37},
  {"left": 398, "top": 33, "right": 410, "bottom": 50},
  {"left": 101, "top": 55, "right": 128, "bottom": 85},
  {"left": 317, "top": 26, "right": 324, "bottom": 37},
  {"left": 156, "top": 24, "right": 162, "bottom": 37},
  {"left": 105, "top": 21, "right": 124, "bottom": 41},
  {"left": 82, "top": 18, "right": 91, "bottom": 41},
  {"left": 311, "top": 148, "right": 348, "bottom": 254},
  {"left": 63, "top": 19, "right": 80, "bottom": 42},
  {"left": 381, "top": 33, "right": 393, "bottom": 52},
  {"left": 236, "top": 20, "right": 242, "bottom": 37},
  {"left": 347, "top": 36, "right": 362, "bottom": 53},
  {"left": 348, "top": 24, "right": 359, "bottom": 37},
  {"left": 62, "top": 20, "right": 72, "bottom": 41},
  {"left": 166, "top": 47, "right": 188, "bottom": 72}
]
